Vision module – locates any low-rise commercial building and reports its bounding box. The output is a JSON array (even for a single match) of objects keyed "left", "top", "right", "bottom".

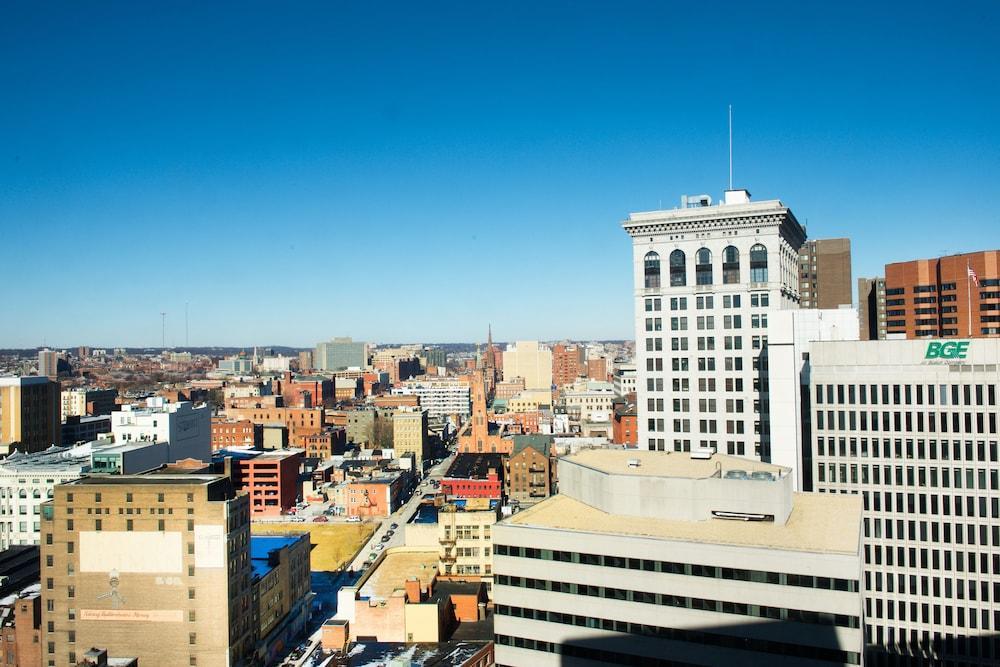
[
  {"left": 505, "top": 435, "right": 553, "bottom": 506},
  {"left": 438, "top": 499, "right": 499, "bottom": 587},
  {"left": 441, "top": 454, "right": 504, "bottom": 500},
  {"left": 493, "top": 448, "right": 864, "bottom": 667},
  {"left": 0, "top": 588, "right": 42, "bottom": 667},
  {"left": 210, "top": 418, "right": 261, "bottom": 451},
  {"left": 612, "top": 404, "right": 637, "bottom": 446},
  {"left": 345, "top": 473, "right": 409, "bottom": 518}
]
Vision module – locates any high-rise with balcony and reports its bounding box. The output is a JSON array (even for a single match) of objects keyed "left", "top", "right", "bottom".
[{"left": 622, "top": 190, "right": 806, "bottom": 461}]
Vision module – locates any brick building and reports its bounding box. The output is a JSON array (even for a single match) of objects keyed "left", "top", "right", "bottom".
[
  {"left": 345, "top": 474, "right": 409, "bottom": 518},
  {"left": 303, "top": 427, "right": 346, "bottom": 459},
  {"left": 550, "top": 344, "right": 584, "bottom": 388},
  {"left": 441, "top": 454, "right": 504, "bottom": 500},
  {"left": 0, "top": 592, "right": 41, "bottom": 667},
  {"left": 612, "top": 404, "right": 638, "bottom": 446},
  {"left": 224, "top": 405, "right": 325, "bottom": 447},
  {"left": 226, "top": 450, "right": 302, "bottom": 516},
  {"left": 797, "top": 238, "right": 852, "bottom": 309},
  {"left": 210, "top": 417, "right": 261, "bottom": 451},
  {"left": 586, "top": 356, "right": 608, "bottom": 382},
  {"left": 504, "top": 435, "right": 552, "bottom": 506},
  {"left": 884, "top": 249, "right": 1000, "bottom": 338}
]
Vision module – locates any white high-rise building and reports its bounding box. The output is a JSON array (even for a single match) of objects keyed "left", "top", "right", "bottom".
[
  {"left": 493, "top": 448, "right": 864, "bottom": 666},
  {"left": 623, "top": 190, "right": 806, "bottom": 460},
  {"left": 809, "top": 338, "right": 1000, "bottom": 665},
  {"left": 392, "top": 379, "right": 471, "bottom": 419}
]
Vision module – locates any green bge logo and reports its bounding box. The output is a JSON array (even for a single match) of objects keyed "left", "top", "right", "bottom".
[{"left": 925, "top": 341, "right": 970, "bottom": 360}]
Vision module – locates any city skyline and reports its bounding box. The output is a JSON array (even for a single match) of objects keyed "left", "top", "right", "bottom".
[{"left": 2, "top": 2, "right": 999, "bottom": 347}]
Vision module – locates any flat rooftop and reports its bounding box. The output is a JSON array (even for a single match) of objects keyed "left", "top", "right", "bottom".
[
  {"left": 250, "top": 535, "right": 303, "bottom": 579},
  {"left": 445, "top": 453, "right": 504, "bottom": 480},
  {"left": 564, "top": 448, "right": 787, "bottom": 479},
  {"left": 505, "top": 492, "right": 861, "bottom": 554},
  {"left": 358, "top": 550, "right": 438, "bottom": 601},
  {"left": 65, "top": 474, "right": 226, "bottom": 486}
]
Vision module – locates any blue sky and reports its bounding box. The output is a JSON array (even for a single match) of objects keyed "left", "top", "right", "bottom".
[{"left": 1, "top": 1, "right": 998, "bottom": 348}]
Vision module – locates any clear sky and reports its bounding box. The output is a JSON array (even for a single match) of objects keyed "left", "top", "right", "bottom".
[{"left": 2, "top": 1, "right": 998, "bottom": 348}]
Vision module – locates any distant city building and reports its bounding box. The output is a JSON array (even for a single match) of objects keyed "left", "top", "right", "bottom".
[
  {"left": 259, "top": 354, "right": 293, "bottom": 372},
  {"left": 798, "top": 238, "right": 853, "bottom": 309},
  {"left": 392, "top": 408, "right": 429, "bottom": 471},
  {"left": 392, "top": 379, "right": 471, "bottom": 419},
  {"left": 297, "top": 350, "right": 313, "bottom": 371},
  {"left": 111, "top": 398, "right": 211, "bottom": 462},
  {"left": 37, "top": 349, "right": 59, "bottom": 379},
  {"left": 809, "top": 338, "right": 1000, "bottom": 664},
  {"left": 858, "top": 276, "right": 888, "bottom": 340},
  {"left": 217, "top": 354, "right": 252, "bottom": 375},
  {"left": 502, "top": 341, "right": 552, "bottom": 392},
  {"left": 0, "top": 376, "right": 61, "bottom": 456},
  {"left": 41, "top": 475, "right": 255, "bottom": 667},
  {"left": 60, "top": 388, "right": 117, "bottom": 421},
  {"left": 424, "top": 347, "right": 448, "bottom": 369},
  {"left": 210, "top": 417, "right": 261, "bottom": 451},
  {"left": 612, "top": 404, "right": 637, "bottom": 446},
  {"left": 315, "top": 337, "right": 368, "bottom": 371},
  {"left": 504, "top": 435, "right": 553, "bottom": 506},
  {"left": 611, "top": 361, "right": 636, "bottom": 398},
  {"left": 884, "top": 250, "right": 1000, "bottom": 338},
  {"left": 586, "top": 355, "right": 608, "bottom": 382},
  {"left": 624, "top": 190, "right": 806, "bottom": 460},
  {"left": 494, "top": 378, "right": 525, "bottom": 401},
  {"left": 493, "top": 449, "right": 864, "bottom": 666},
  {"left": 441, "top": 453, "right": 504, "bottom": 500},
  {"left": 561, "top": 379, "right": 615, "bottom": 424},
  {"left": 61, "top": 415, "right": 111, "bottom": 445},
  {"left": 550, "top": 343, "right": 585, "bottom": 388}
]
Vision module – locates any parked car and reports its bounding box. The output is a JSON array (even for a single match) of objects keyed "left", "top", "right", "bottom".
[
  {"left": 347, "top": 516, "right": 362, "bottom": 523},
  {"left": 380, "top": 535, "right": 391, "bottom": 543},
  {"left": 313, "top": 516, "right": 329, "bottom": 523},
  {"left": 390, "top": 522, "right": 399, "bottom": 530}
]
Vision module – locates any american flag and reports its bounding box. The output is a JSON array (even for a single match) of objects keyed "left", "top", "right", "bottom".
[{"left": 968, "top": 263, "right": 980, "bottom": 287}]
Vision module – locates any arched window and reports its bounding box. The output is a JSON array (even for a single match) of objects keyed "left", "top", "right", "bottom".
[
  {"left": 669, "top": 250, "right": 686, "bottom": 287},
  {"left": 695, "top": 248, "right": 713, "bottom": 285},
  {"left": 750, "top": 244, "right": 768, "bottom": 283},
  {"left": 644, "top": 252, "right": 661, "bottom": 289},
  {"left": 722, "top": 246, "right": 740, "bottom": 284}
]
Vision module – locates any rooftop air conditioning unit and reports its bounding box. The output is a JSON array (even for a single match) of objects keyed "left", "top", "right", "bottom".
[
  {"left": 690, "top": 447, "right": 714, "bottom": 460},
  {"left": 627, "top": 458, "right": 641, "bottom": 468}
]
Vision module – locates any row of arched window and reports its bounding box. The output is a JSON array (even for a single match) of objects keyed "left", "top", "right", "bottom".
[{"left": 644, "top": 245, "right": 768, "bottom": 289}]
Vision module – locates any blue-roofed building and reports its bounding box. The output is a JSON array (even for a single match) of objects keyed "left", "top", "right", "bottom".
[{"left": 249, "top": 534, "right": 312, "bottom": 665}]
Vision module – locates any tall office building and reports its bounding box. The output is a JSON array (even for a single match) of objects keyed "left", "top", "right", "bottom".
[
  {"left": 884, "top": 250, "right": 1000, "bottom": 339},
  {"left": 502, "top": 341, "right": 553, "bottom": 391},
  {"left": 858, "top": 277, "right": 888, "bottom": 341},
  {"left": 0, "top": 376, "right": 61, "bottom": 456},
  {"left": 493, "top": 448, "right": 864, "bottom": 666},
  {"left": 623, "top": 190, "right": 806, "bottom": 460},
  {"left": 809, "top": 338, "right": 1000, "bottom": 665},
  {"left": 314, "top": 337, "right": 368, "bottom": 371},
  {"left": 40, "top": 474, "right": 254, "bottom": 667},
  {"left": 799, "top": 238, "right": 853, "bottom": 309}
]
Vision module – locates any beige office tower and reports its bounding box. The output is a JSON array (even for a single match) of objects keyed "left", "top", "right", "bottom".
[
  {"left": 40, "top": 475, "right": 254, "bottom": 667},
  {"left": 799, "top": 238, "right": 853, "bottom": 309}
]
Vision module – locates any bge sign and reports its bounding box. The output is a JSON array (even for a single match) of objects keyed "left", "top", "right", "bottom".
[{"left": 925, "top": 341, "right": 970, "bottom": 360}]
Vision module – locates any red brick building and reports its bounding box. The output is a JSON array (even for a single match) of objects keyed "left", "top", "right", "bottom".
[
  {"left": 441, "top": 453, "right": 504, "bottom": 500},
  {"left": 0, "top": 593, "right": 41, "bottom": 667},
  {"left": 344, "top": 474, "right": 408, "bottom": 518},
  {"left": 229, "top": 450, "right": 302, "bottom": 516},
  {"left": 587, "top": 356, "right": 608, "bottom": 382},
  {"left": 613, "top": 404, "right": 638, "bottom": 446},
  {"left": 492, "top": 410, "right": 541, "bottom": 434},
  {"left": 304, "top": 427, "right": 347, "bottom": 459},
  {"left": 224, "top": 405, "right": 325, "bottom": 447},
  {"left": 884, "top": 250, "right": 1000, "bottom": 338},
  {"left": 211, "top": 417, "right": 261, "bottom": 451},
  {"left": 273, "top": 373, "right": 334, "bottom": 408},
  {"left": 551, "top": 343, "right": 585, "bottom": 388}
]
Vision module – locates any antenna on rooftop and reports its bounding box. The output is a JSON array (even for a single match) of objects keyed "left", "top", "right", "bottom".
[
  {"left": 160, "top": 312, "right": 166, "bottom": 349},
  {"left": 728, "top": 104, "right": 733, "bottom": 191},
  {"left": 185, "top": 302, "right": 189, "bottom": 348}
]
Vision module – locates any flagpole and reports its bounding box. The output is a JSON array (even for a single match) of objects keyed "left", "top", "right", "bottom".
[{"left": 968, "top": 262, "right": 973, "bottom": 336}]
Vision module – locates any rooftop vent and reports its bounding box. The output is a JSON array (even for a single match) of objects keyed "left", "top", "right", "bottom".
[
  {"left": 723, "top": 469, "right": 749, "bottom": 480},
  {"left": 750, "top": 471, "right": 775, "bottom": 482},
  {"left": 690, "top": 447, "right": 714, "bottom": 460},
  {"left": 627, "top": 458, "right": 641, "bottom": 468},
  {"left": 711, "top": 510, "right": 774, "bottom": 522}
]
